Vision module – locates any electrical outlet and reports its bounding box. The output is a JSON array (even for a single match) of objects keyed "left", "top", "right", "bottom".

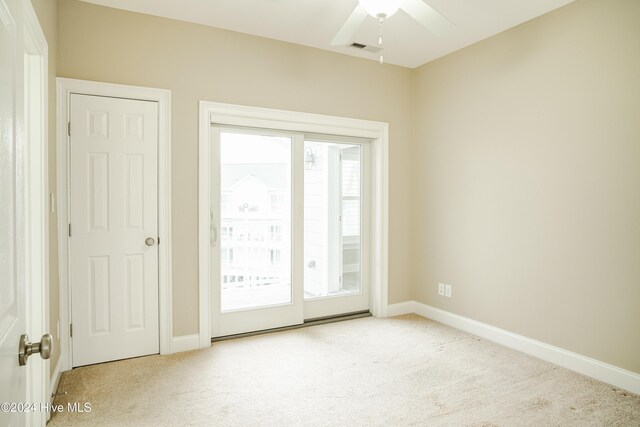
[
  {"left": 445, "top": 284, "right": 452, "bottom": 298},
  {"left": 438, "top": 283, "right": 445, "bottom": 296}
]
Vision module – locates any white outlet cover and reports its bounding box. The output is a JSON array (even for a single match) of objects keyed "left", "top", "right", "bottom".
[
  {"left": 445, "top": 284, "right": 452, "bottom": 298},
  {"left": 438, "top": 283, "right": 445, "bottom": 296}
]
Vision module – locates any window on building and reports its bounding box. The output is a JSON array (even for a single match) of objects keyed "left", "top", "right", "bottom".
[
  {"left": 269, "top": 249, "right": 281, "bottom": 264},
  {"left": 341, "top": 155, "right": 361, "bottom": 237},
  {"left": 270, "top": 193, "right": 284, "bottom": 213},
  {"left": 221, "top": 226, "right": 234, "bottom": 239},
  {"left": 221, "top": 194, "right": 231, "bottom": 214},
  {"left": 269, "top": 225, "right": 282, "bottom": 241},
  {"left": 221, "top": 248, "right": 234, "bottom": 264}
]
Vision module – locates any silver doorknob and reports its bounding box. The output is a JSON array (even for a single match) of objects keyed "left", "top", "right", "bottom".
[
  {"left": 18, "top": 333, "right": 52, "bottom": 366},
  {"left": 145, "top": 237, "right": 155, "bottom": 246}
]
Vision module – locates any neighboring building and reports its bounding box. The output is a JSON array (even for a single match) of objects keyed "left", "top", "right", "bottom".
[
  {"left": 220, "top": 164, "right": 290, "bottom": 289},
  {"left": 219, "top": 144, "right": 362, "bottom": 300}
]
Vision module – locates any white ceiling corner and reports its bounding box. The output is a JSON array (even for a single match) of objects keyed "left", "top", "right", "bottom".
[{"left": 79, "top": 0, "right": 576, "bottom": 68}]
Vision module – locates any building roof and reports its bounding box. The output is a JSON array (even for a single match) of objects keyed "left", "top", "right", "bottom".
[{"left": 222, "top": 164, "right": 287, "bottom": 191}]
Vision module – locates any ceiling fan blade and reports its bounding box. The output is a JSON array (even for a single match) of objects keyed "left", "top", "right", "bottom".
[
  {"left": 400, "top": 0, "right": 455, "bottom": 37},
  {"left": 331, "top": 4, "right": 368, "bottom": 46}
]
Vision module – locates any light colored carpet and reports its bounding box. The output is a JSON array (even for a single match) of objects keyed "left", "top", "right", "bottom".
[{"left": 48, "top": 315, "right": 640, "bottom": 426}]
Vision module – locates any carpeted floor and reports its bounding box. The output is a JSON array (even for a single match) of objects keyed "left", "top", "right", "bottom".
[{"left": 48, "top": 315, "right": 640, "bottom": 426}]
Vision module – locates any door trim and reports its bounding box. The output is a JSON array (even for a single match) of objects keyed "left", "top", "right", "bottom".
[
  {"left": 56, "top": 78, "right": 172, "bottom": 370},
  {"left": 198, "top": 101, "right": 389, "bottom": 346}
]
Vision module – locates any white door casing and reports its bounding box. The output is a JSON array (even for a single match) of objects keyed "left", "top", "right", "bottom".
[
  {"left": 57, "top": 78, "right": 172, "bottom": 369},
  {"left": 69, "top": 94, "right": 159, "bottom": 367},
  {"left": 199, "top": 101, "right": 389, "bottom": 344}
]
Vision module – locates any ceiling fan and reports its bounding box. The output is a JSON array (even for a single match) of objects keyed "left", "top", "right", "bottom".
[{"left": 331, "top": 0, "right": 455, "bottom": 63}]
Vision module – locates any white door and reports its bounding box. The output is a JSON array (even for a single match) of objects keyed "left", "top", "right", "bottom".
[
  {"left": 1, "top": 0, "right": 50, "bottom": 424},
  {"left": 70, "top": 94, "right": 159, "bottom": 367},
  {"left": 0, "top": 0, "right": 27, "bottom": 422}
]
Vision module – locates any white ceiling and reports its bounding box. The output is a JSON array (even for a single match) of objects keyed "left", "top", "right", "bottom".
[{"left": 79, "top": 0, "right": 575, "bottom": 69}]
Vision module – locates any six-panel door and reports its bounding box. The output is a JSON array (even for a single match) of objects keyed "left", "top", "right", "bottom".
[{"left": 70, "top": 94, "right": 159, "bottom": 367}]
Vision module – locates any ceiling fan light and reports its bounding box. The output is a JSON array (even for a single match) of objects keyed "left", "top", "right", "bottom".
[{"left": 359, "top": 0, "right": 405, "bottom": 19}]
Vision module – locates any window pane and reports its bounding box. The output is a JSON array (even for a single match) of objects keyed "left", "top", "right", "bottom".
[
  {"left": 220, "top": 132, "right": 292, "bottom": 311},
  {"left": 304, "top": 141, "right": 361, "bottom": 299}
]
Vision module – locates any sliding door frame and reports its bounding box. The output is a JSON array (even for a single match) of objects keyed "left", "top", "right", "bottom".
[{"left": 198, "top": 101, "right": 389, "bottom": 346}]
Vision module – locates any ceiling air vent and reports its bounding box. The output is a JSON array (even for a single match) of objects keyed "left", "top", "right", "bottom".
[{"left": 349, "top": 42, "right": 382, "bottom": 54}]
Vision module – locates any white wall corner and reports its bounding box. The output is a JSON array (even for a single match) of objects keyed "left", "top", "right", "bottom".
[
  {"left": 385, "top": 301, "right": 416, "bottom": 317},
  {"left": 411, "top": 301, "right": 640, "bottom": 396},
  {"left": 171, "top": 334, "right": 204, "bottom": 354}
]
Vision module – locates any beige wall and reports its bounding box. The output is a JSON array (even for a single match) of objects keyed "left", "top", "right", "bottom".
[
  {"left": 413, "top": 0, "right": 640, "bottom": 374},
  {"left": 54, "top": 0, "right": 639, "bottom": 375},
  {"left": 30, "top": 0, "right": 59, "bottom": 377},
  {"left": 57, "top": 0, "right": 414, "bottom": 336}
]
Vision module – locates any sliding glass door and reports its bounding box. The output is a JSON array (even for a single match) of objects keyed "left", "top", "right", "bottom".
[{"left": 210, "top": 128, "right": 369, "bottom": 337}]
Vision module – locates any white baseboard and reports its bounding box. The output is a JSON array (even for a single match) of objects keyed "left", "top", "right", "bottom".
[
  {"left": 386, "top": 301, "right": 416, "bottom": 317},
  {"left": 403, "top": 301, "right": 640, "bottom": 395},
  {"left": 171, "top": 334, "right": 201, "bottom": 353}
]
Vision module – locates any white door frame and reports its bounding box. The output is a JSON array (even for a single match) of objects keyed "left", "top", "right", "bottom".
[
  {"left": 198, "top": 101, "right": 389, "bottom": 346},
  {"left": 56, "top": 78, "right": 172, "bottom": 370}
]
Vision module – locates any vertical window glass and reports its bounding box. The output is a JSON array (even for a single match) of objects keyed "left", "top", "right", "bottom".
[
  {"left": 303, "top": 141, "right": 361, "bottom": 299},
  {"left": 220, "top": 132, "right": 292, "bottom": 311}
]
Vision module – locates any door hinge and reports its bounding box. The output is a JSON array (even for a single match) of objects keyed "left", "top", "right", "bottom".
[
  {"left": 68, "top": 223, "right": 72, "bottom": 237},
  {"left": 70, "top": 323, "right": 73, "bottom": 337},
  {"left": 67, "top": 122, "right": 71, "bottom": 136},
  {"left": 157, "top": 237, "right": 160, "bottom": 245}
]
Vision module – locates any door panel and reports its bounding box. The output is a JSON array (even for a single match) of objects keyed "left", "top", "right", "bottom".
[
  {"left": 70, "top": 94, "right": 159, "bottom": 367},
  {"left": 212, "top": 129, "right": 303, "bottom": 337},
  {"left": 303, "top": 140, "right": 370, "bottom": 320},
  {"left": 124, "top": 254, "right": 145, "bottom": 330}
]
